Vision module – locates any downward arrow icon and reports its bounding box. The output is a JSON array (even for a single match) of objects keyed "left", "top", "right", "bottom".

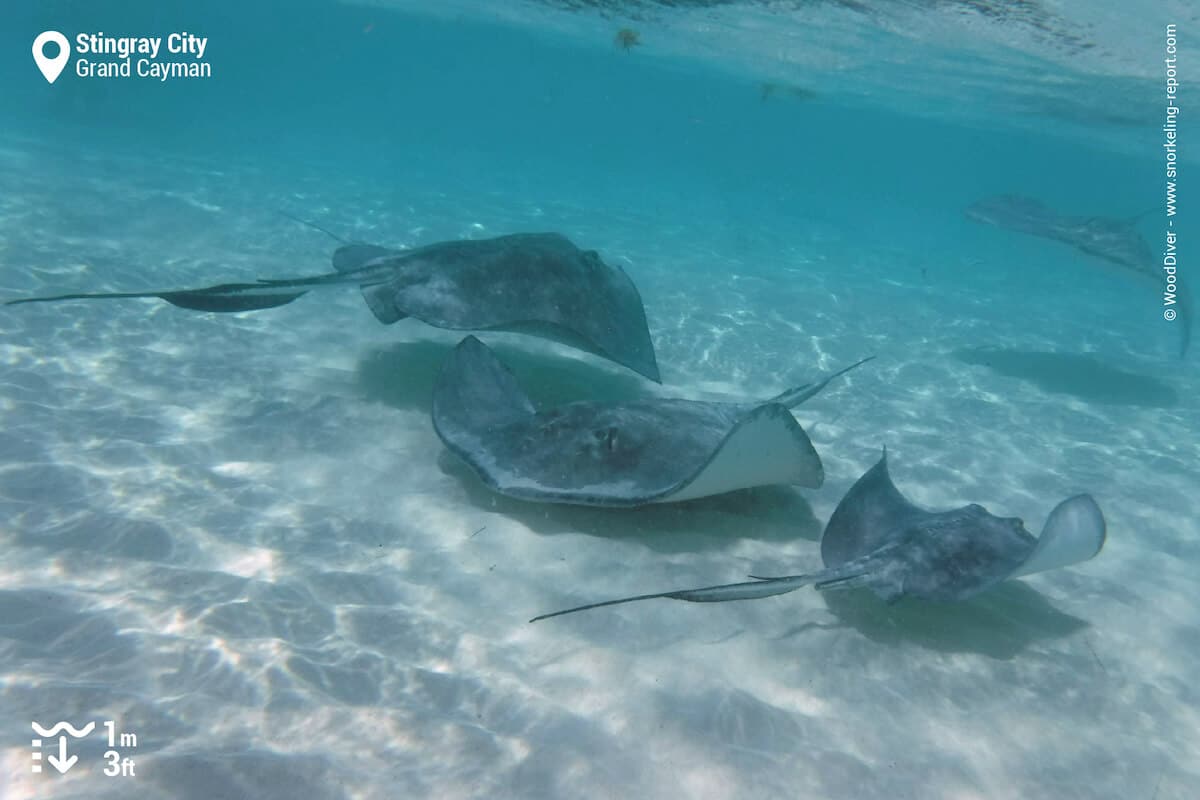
[{"left": 47, "top": 736, "right": 77, "bottom": 774}]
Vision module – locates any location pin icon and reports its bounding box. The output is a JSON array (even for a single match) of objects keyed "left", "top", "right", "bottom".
[{"left": 32, "top": 31, "right": 70, "bottom": 84}]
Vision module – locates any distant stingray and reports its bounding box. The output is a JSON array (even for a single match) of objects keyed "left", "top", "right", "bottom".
[
  {"left": 435, "top": 335, "right": 872, "bottom": 508},
  {"left": 6, "top": 225, "right": 661, "bottom": 382},
  {"left": 531, "top": 450, "right": 1105, "bottom": 622},
  {"left": 966, "top": 194, "right": 1190, "bottom": 357}
]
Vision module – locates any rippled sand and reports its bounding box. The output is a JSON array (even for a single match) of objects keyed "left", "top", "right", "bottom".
[{"left": 1, "top": 143, "right": 1197, "bottom": 800}]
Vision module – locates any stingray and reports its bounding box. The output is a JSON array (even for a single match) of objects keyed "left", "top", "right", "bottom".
[
  {"left": 531, "top": 450, "right": 1105, "bottom": 621},
  {"left": 966, "top": 194, "right": 1191, "bottom": 357},
  {"left": 6, "top": 226, "right": 661, "bottom": 382},
  {"left": 434, "top": 335, "right": 872, "bottom": 508}
]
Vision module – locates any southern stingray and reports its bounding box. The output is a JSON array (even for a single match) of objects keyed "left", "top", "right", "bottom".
[
  {"left": 434, "top": 335, "right": 872, "bottom": 507},
  {"left": 6, "top": 227, "right": 662, "bottom": 382},
  {"left": 531, "top": 450, "right": 1105, "bottom": 621},
  {"left": 966, "top": 194, "right": 1190, "bottom": 357}
]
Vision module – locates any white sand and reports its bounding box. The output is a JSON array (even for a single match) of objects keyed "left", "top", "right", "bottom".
[{"left": 0, "top": 141, "right": 1196, "bottom": 800}]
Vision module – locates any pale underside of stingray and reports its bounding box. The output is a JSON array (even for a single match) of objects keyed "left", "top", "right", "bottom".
[
  {"left": 6, "top": 230, "right": 661, "bottom": 382},
  {"left": 531, "top": 450, "right": 1106, "bottom": 622},
  {"left": 433, "top": 336, "right": 873, "bottom": 508},
  {"left": 966, "top": 194, "right": 1190, "bottom": 357}
]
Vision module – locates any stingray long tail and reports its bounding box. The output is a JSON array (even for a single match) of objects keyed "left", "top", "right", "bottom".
[
  {"left": 748, "top": 553, "right": 883, "bottom": 592},
  {"left": 6, "top": 290, "right": 176, "bottom": 306},
  {"left": 4, "top": 261, "right": 401, "bottom": 311},
  {"left": 253, "top": 266, "right": 395, "bottom": 289},
  {"left": 530, "top": 574, "right": 824, "bottom": 623},
  {"left": 5, "top": 282, "right": 310, "bottom": 313},
  {"left": 278, "top": 210, "right": 352, "bottom": 244},
  {"left": 770, "top": 355, "right": 876, "bottom": 408}
]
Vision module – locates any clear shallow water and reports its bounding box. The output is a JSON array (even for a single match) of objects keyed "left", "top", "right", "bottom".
[{"left": 0, "top": 2, "right": 1196, "bottom": 799}]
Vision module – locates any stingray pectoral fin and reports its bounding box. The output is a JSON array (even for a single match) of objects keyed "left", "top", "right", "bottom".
[
  {"left": 433, "top": 335, "right": 536, "bottom": 437},
  {"left": 530, "top": 576, "right": 816, "bottom": 622},
  {"left": 663, "top": 404, "right": 825, "bottom": 500},
  {"left": 1010, "top": 494, "right": 1106, "bottom": 578},
  {"left": 358, "top": 282, "right": 408, "bottom": 324},
  {"left": 769, "top": 355, "right": 876, "bottom": 408},
  {"left": 820, "top": 449, "right": 921, "bottom": 568}
]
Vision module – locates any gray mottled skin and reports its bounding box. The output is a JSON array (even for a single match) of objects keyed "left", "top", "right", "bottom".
[
  {"left": 817, "top": 453, "right": 1034, "bottom": 602},
  {"left": 966, "top": 194, "right": 1191, "bottom": 356},
  {"left": 471, "top": 402, "right": 749, "bottom": 499},
  {"left": 433, "top": 336, "right": 845, "bottom": 507},
  {"left": 331, "top": 233, "right": 660, "bottom": 382},
  {"left": 767, "top": 452, "right": 1101, "bottom": 604},
  {"left": 531, "top": 450, "right": 1104, "bottom": 623},
  {"left": 7, "top": 231, "right": 661, "bottom": 382},
  {"left": 868, "top": 506, "right": 1032, "bottom": 601}
]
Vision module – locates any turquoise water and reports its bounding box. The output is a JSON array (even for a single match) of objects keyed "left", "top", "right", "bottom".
[{"left": 1, "top": 2, "right": 1196, "bottom": 798}]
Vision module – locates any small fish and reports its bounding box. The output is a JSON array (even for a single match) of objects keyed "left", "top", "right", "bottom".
[{"left": 614, "top": 28, "right": 640, "bottom": 51}]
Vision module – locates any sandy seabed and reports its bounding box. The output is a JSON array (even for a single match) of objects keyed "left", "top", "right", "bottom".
[{"left": 0, "top": 143, "right": 1197, "bottom": 800}]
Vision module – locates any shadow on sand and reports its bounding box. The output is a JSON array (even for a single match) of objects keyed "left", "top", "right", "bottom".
[
  {"left": 354, "top": 337, "right": 651, "bottom": 414},
  {"left": 438, "top": 450, "right": 822, "bottom": 554},
  {"left": 771, "top": 580, "right": 1089, "bottom": 660},
  {"left": 954, "top": 347, "right": 1178, "bottom": 408}
]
